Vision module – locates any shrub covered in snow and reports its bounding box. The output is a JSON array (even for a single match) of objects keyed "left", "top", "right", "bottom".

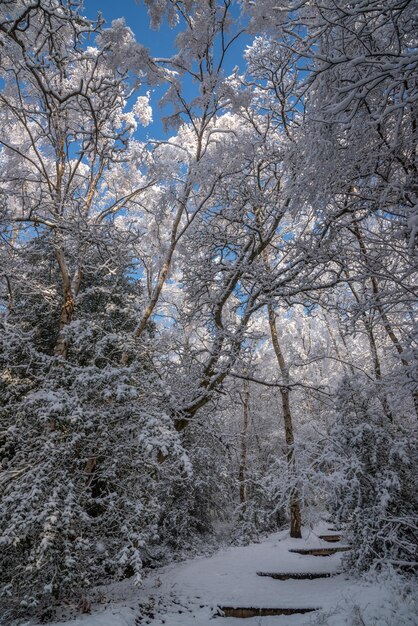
[
  {"left": 0, "top": 250, "right": 190, "bottom": 621},
  {"left": 327, "top": 376, "right": 418, "bottom": 572}
]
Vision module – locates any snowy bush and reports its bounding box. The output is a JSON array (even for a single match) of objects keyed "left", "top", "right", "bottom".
[
  {"left": 326, "top": 376, "right": 418, "bottom": 572},
  {"left": 0, "top": 250, "right": 190, "bottom": 621},
  {"left": 312, "top": 568, "right": 418, "bottom": 626}
]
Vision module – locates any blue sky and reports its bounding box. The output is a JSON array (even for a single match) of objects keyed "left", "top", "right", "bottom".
[
  {"left": 84, "top": 0, "right": 179, "bottom": 58},
  {"left": 83, "top": 0, "right": 249, "bottom": 138}
]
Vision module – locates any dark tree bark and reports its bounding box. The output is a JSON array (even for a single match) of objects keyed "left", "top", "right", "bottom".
[{"left": 268, "top": 305, "right": 302, "bottom": 539}]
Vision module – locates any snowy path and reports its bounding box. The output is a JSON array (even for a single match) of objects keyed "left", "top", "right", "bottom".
[
  {"left": 40, "top": 523, "right": 417, "bottom": 626},
  {"left": 135, "top": 522, "right": 350, "bottom": 625}
]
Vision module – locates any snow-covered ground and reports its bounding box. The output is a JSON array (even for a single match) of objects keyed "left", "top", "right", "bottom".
[{"left": 21, "top": 523, "right": 418, "bottom": 626}]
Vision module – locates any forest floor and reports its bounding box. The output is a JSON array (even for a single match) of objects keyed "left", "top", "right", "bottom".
[{"left": 26, "top": 523, "right": 418, "bottom": 626}]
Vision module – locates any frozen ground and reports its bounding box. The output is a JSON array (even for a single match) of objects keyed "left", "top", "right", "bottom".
[{"left": 20, "top": 523, "right": 418, "bottom": 626}]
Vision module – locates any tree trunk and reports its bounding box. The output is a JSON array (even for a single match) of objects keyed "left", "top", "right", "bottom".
[
  {"left": 55, "top": 285, "right": 75, "bottom": 358},
  {"left": 54, "top": 245, "right": 83, "bottom": 359},
  {"left": 268, "top": 305, "right": 302, "bottom": 538},
  {"left": 239, "top": 380, "right": 250, "bottom": 510}
]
